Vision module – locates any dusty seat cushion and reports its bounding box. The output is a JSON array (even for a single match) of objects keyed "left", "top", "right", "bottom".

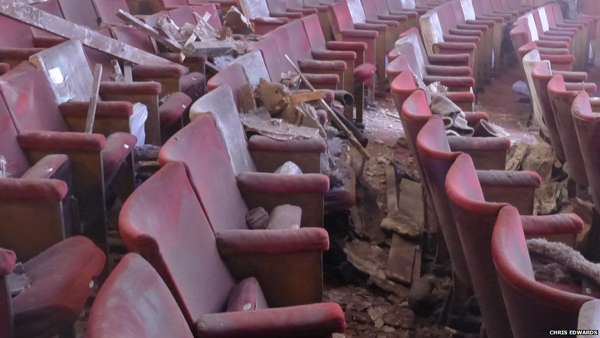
[
  {"left": 159, "top": 92, "right": 192, "bottom": 127},
  {"left": 101, "top": 132, "right": 136, "bottom": 180},
  {"left": 12, "top": 236, "right": 105, "bottom": 338},
  {"left": 21, "top": 155, "right": 68, "bottom": 180},
  {"left": 268, "top": 205, "right": 302, "bottom": 230},
  {"left": 180, "top": 72, "right": 206, "bottom": 100},
  {"left": 226, "top": 277, "right": 269, "bottom": 312},
  {"left": 0, "top": 248, "right": 16, "bottom": 275},
  {"left": 354, "top": 63, "right": 377, "bottom": 83}
]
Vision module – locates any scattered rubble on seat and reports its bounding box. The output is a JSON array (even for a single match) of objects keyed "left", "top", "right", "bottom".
[
  {"left": 223, "top": 7, "right": 253, "bottom": 35},
  {"left": 506, "top": 141, "right": 567, "bottom": 215},
  {"left": 7, "top": 263, "right": 30, "bottom": 297},
  {"left": 240, "top": 108, "right": 321, "bottom": 140},
  {"left": 246, "top": 207, "right": 269, "bottom": 230}
]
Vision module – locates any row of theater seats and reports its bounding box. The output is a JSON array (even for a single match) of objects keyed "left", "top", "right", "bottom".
[
  {"left": 0, "top": 0, "right": 351, "bottom": 336},
  {"left": 383, "top": 66, "right": 597, "bottom": 337},
  {"left": 0, "top": 0, "right": 598, "bottom": 336},
  {"left": 380, "top": 1, "right": 600, "bottom": 336},
  {"left": 510, "top": 2, "right": 599, "bottom": 72}
]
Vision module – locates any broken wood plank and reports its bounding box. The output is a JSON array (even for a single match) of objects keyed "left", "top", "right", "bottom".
[
  {"left": 385, "top": 234, "right": 416, "bottom": 285},
  {"left": 398, "top": 178, "right": 424, "bottom": 227},
  {"left": 116, "top": 10, "right": 182, "bottom": 52},
  {"left": 178, "top": 21, "right": 201, "bottom": 62},
  {"left": 386, "top": 163, "right": 398, "bottom": 214},
  {"left": 412, "top": 246, "right": 422, "bottom": 283},
  {"left": 124, "top": 63, "right": 133, "bottom": 82},
  {"left": 286, "top": 91, "right": 325, "bottom": 106},
  {"left": 381, "top": 164, "right": 421, "bottom": 238},
  {"left": 110, "top": 59, "right": 125, "bottom": 82},
  {"left": 0, "top": 0, "right": 174, "bottom": 66},
  {"left": 239, "top": 84, "right": 256, "bottom": 113},
  {"left": 85, "top": 64, "right": 102, "bottom": 133},
  {"left": 182, "top": 40, "right": 235, "bottom": 57}
]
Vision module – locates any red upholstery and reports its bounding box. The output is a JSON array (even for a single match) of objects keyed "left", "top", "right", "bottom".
[
  {"left": 547, "top": 75, "right": 591, "bottom": 187},
  {"left": 158, "top": 113, "right": 329, "bottom": 228},
  {"left": 531, "top": 63, "right": 575, "bottom": 163},
  {"left": 446, "top": 154, "right": 579, "bottom": 338},
  {"left": 119, "top": 162, "right": 344, "bottom": 336},
  {"left": 8, "top": 237, "right": 105, "bottom": 338},
  {"left": 196, "top": 303, "right": 346, "bottom": 337},
  {"left": 416, "top": 117, "right": 510, "bottom": 288},
  {"left": 0, "top": 249, "right": 16, "bottom": 275},
  {"left": 87, "top": 253, "right": 194, "bottom": 338},
  {"left": 91, "top": 0, "right": 128, "bottom": 24},
  {"left": 226, "top": 277, "right": 268, "bottom": 312},
  {"left": 247, "top": 36, "right": 290, "bottom": 83},
  {"left": 510, "top": 20, "right": 576, "bottom": 71},
  {"left": 492, "top": 206, "right": 592, "bottom": 338},
  {"left": 158, "top": 92, "right": 192, "bottom": 127},
  {"left": 572, "top": 92, "right": 600, "bottom": 214},
  {"left": 327, "top": 1, "right": 378, "bottom": 76}
]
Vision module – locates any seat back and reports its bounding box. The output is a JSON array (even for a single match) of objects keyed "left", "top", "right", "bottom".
[
  {"left": 509, "top": 20, "right": 533, "bottom": 56},
  {"left": 87, "top": 253, "right": 194, "bottom": 338},
  {"left": 461, "top": 0, "right": 477, "bottom": 21},
  {"left": 247, "top": 35, "right": 286, "bottom": 82},
  {"left": 301, "top": 14, "right": 328, "bottom": 51},
  {"left": 206, "top": 63, "right": 251, "bottom": 105},
  {"left": 400, "top": 27, "right": 430, "bottom": 65},
  {"left": 399, "top": 89, "right": 432, "bottom": 162},
  {"left": 282, "top": 19, "right": 314, "bottom": 61},
  {"left": 240, "top": 0, "right": 271, "bottom": 20},
  {"left": 29, "top": 40, "right": 95, "bottom": 104},
  {"left": 266, "top": 0, "right": 288, "bottom": 13},
  {"left": 522, "top": 50, "right": 546, "bottom": 134},
  {"left": 416, "top": 117, "right": 470, "bottom": 285},
  {"left": 119, "top": 162, "right": 238, "bottom": 327},
  {"left": 0, "top": 91, "right": 30, "bottom": 178},
  {"left": 492, "top": 205, "right": 594, "bottom": 337},
  {"left": 230, "top": 50, "right": 271, "bottom": 85},
  {"left": 531, "top": 61, "right": 565, "bottom": 163},
  {"left": 390, "top": 42, "right": 422, "bottom": 78},
  {"left": 110, "top": 25, "right": 158, "bottom": 54},
  {"left": 436, "top": 2, "right": 457, "bottom": 34},
  {"left": 168, "top": 6, "right": 199, "bottom": 26},
  {"left": 58, "top": 0, "right": 100, "bottom": 28},
  {"left": 419, "top": 11, "right": 446, "bottom": 54},
  {"left": 328, "top": 1, "right": 357, "bottom": 39},
  {"left": 91, "top": 0, "right": 129, "bottom": 25},
  {"left": 0, "top": 16, "right": 37, "bottom": 48},
  {"left": 446, "top": 153, "right": 511, "bottom": 338},
  {"left": 451, "top": 0, "right": 467, "bottom": 24},
  {"left": 372, "top": 0, "right": 391, "bottom": 15},
  {"left": 543, "top": 4, "right": 560, "bottom": 30},
  {"left": 547, "top": 75, "right": 589, "bottom": 187},
  {"left": 360, "top": 0, "right": 380, "bottom": 21},
  {"left": 267, "top": 27, "right": 301, "bottom": 73},
  {"left": 346, "top": 0, "right": 367, "bottom": 23},
  {"left": 531, "top": 7, "right": 550, "bottom": 36},
  {"left": 550, "top": 3, "right": 566, "bottom": 25},
  {"left": 572, "top": 92, "right": 600, "bottom": 214},
  {"left": 0, "top": 63, "right": 68, "bottom": 135},
  {"left": 187, "top": 84, "right": 256, "bottom": 175},
  {"left": 158, "top": 113, "right": 250, "bottom": 232}
]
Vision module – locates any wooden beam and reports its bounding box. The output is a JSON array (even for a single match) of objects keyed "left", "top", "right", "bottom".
[
  {"left": 115, "top": 9, "right": 182, "bottom": 52},
  {"left": 85, "top": 64, "right": 102, "bottom": 133},
  {"left": 0, "top": 0, "right": 174, "bottom": 66}
]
